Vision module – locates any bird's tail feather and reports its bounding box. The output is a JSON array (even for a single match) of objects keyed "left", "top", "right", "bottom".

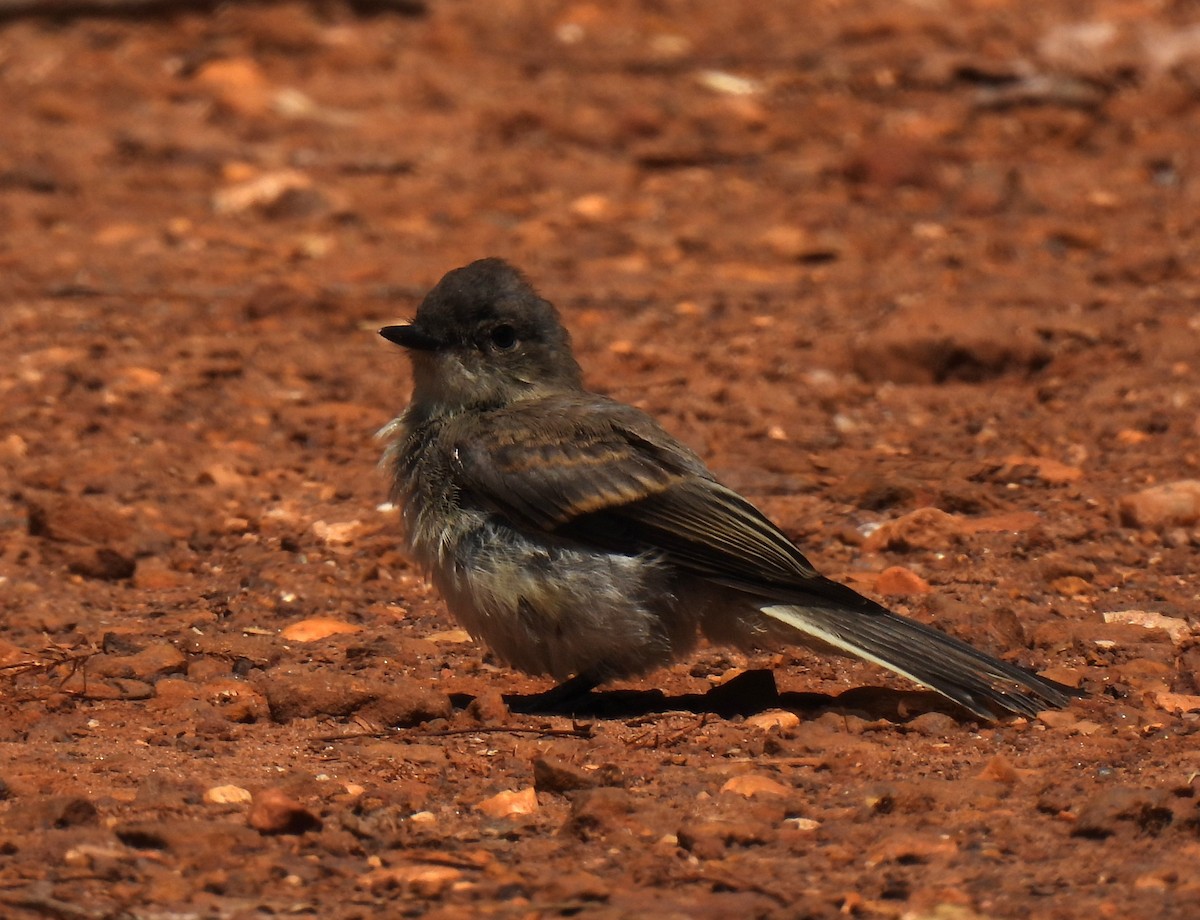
[{"left": 761, "top": 603, "right": 1077, "bottom": 720}]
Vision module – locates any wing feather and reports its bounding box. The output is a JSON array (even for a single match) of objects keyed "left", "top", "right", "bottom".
[
  {"left": 448, "top": 397, "right": 700, "bottom": 531},
  {"left": 448, "top": 396, "right": 858, "bottom": 604}
]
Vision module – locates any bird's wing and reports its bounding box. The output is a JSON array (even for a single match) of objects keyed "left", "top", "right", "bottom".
[
  {"left": 449, "top": 398, "right": 866, "bottom": 605},
  {"left": 447, "top": 398, "right": 698, "bottom": 531}
]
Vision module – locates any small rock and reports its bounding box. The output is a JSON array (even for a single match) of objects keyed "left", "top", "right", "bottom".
[
  {"left": 875, "top": 565, "right": 932, "bottom": 596},
  {"left": 187, "top": 657, "right": 232, "bottom": 682},
  {"left": 26, "top": 492, "right": 133, "bottom": 546},
  {"left": 904, "top": 711, "right": 958, "bottom": 736},
  {"left": 1038, "top": 666, "right": 1086, "bottom": 688},
  {"left": 957, "top": 163, "right": 1020, "bottom": 215},
  {"left": 64, "top": 547, "right": 136, "bottom": 581},
  {"left": 675, "top": 824, "right": 723, "bottom": 863},
  {"left": 757, "top": 225, "right": 840, "bottom": 263},
  {"left": 212, "top": 169, "right": 316, "bottom": 216},
  {"left": 1134, "top": 871, "right": 1173, "bottom": 892},
  {"left": 253, "top": 666, "right": 451, "bottom": 726},
  {"left": 364, "top": 683, "right": 452, "bottom": 728},
  {"left": 1094, "top": 621, "right": 1175, "bottom": 648},
  {"left": 194, "top": 58, "right": 274, "bottom": 116},
  {"left": 533, "top": 756, "right": 600, "bottom": 794},
  {"left": 998, "top": 455, "right": 1083, "bottom": 484},
  {"left": 358, "top": 864, "right": 464, "bottom": 896},
  {"left": 1038, "top": 710, "right": 1080, "bottom": 732},
  {"left": 1050, "top": 575, "right": 1093, "bottom": 596},
  {"left": 133, "top": 558, "right": 188, "bottom": 590},
  {"left": 247, "top": 788, "right": 321, "bottom": 834},
  {"left": 204, "top": 785, "right": 253, "bottom": 805},
  {"left": 91, "top": 642, "right": 187, "bottom": 680},
  {"left": 975, "top": 755, "right": 1023, "bottom": 785},
  {"left": 280, "top": 617, "right": 362, "bottom": 642},
  {"left": 569, "top": 193, "right": 613, "bottom": 221},
  {"left": 546, "top": 870, "right": 611, "bottom": 904},
  {"left": 202, "top": 678, "right": 270, "bottom": 723},
  {"left": 1037, "top": 20, "right": 1124, "bottom": 80},
  {"left": 1117, "top": 428, "right": 1151, "bottom": 445},
  {"left": 115, "top": 819, "right": 258, "bottom": 853},
  {"left": 744, "top": 709, "right": 801, "bottom": 732},
  {"left": 1072, "top": 787, "right": 1174, "bottom": 839},
  {"left": 197, "top": 464, "right": 245, "bottom": 489},
  {"left": 844, "top": 134, "right": 939, "bottom": 190},
  {"left": 860, "top": 782, "right": 936, "bottom": 816},
  {"left": 150, "top": 678, "right": 202, "bottom": 709},
  {"left": 863, "top": 508, "right": 966, "bottom": 553},
  {"left": 782, "top": 816, "right": 821, "bottom": 832},
  {"left": 62, "top": 842, "right": 130, "bottom": 869},
  {"left": 1038, "top": 553, "right": 1099, "bottom": 582},
  {"left": 696, "top": 69, "right": 763, "bottom": 96},
  {"left": 1022, "top": 618, "right": 1089, "bottom": 647},
  {"left": 1119, "top": 480, "right": 1200, "bottom": 529},
  {"left": 310, "top": 520, "right": 362, "bottom": 546},
  {"left": 0, "top": 433, "right": 27, "bottom": 459},
  {"left": 866, "top": 831, "right": 959, "bottom": 867},
  {"left": 475, "top": 787, "right": 538, "bottom": 819},
  {"left": 608, "top": 339, "right": 636, "bottom": 356},
  {"left": 92, "top": 222, "right": 142, "bottom": 247},
  {"left": 561, "top": 788, "right": 635, "bottom": 841},
  {"left": 465, "top": 689, "right": 510, "bottom": 724},
  {"left": 1102, "top": 610, "right": 1192, "bottom": 644},
  {"left": 677, "top": 816, "right": 776, "bottom": 859},
  {"left": 3, "top": 795, "right": 97, "bottom": 830},
  {"left": 427, "top": 628, "right": 473, "bottom": 644},
  {"left": 1152, "top": 691, "right": 1200, "bottom": 714},
  {"left": 359, "top": 741, "right": 447, "bottom": 766},
  {"left": 1117, "top": 657, "right": 1175, "bottom": 689},
  {"left": 719, "top": 774, "right": 791, "bottom": 798},
  {"left": 59, "top": 673, "right": 154, "bottom": 700}
]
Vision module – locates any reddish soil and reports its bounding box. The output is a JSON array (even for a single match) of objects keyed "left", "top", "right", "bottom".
[{"left": 2, "top": 2, "right": 1200, "bottom": 918}]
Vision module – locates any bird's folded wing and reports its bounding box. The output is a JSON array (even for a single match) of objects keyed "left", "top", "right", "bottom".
[
  {"left": 449, "top": 398, "right": 698, "bottom": 531},
  {"left": 605, "top": 481, "right": 820, "bottom": 583},
  {"left": 450, "top": 399, "right": 872, "bottom": 608}
]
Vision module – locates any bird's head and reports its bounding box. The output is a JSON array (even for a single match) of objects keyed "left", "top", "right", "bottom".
[{"left": 381, "top": 259, "right": 584, "bottom": 415}]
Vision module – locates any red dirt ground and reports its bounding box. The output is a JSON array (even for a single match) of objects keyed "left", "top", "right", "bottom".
[{"left": 2, "top": 2, "right": 1199, "bottom": 918}]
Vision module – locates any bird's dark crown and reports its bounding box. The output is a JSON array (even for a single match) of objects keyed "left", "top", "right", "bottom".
[
  {"left": 409, "top": 259, "right": 564, "bottom": 351},
  {"left": 386, "top": 259, "right": 584, "bottom": 405}
]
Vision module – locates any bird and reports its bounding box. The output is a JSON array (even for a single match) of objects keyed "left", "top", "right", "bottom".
[{"left": 378, "top": 258, "right": 1078, "bottom": 720}]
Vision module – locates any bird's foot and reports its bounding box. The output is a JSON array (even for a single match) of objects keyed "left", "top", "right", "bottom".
[{"left": 505, "top": 672, "right": 602, "bottom": 715}]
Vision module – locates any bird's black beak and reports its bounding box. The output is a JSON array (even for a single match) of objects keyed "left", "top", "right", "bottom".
[{"left": 380, "top": 324, "right": 441, "bottom": 351}]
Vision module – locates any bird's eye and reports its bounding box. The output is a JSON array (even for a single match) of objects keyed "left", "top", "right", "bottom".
[{"left": 488, "top": 323, "right": 518, "bottom": 352}]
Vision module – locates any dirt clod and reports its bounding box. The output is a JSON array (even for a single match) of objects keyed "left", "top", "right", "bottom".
[
  {"left": 1072, "top": 788, "right": 1175, "bottom": 839},
  {"left": 252, "top": 665, "right": 451, "bottom": 726},
  {"left": 247, "top": 788, "right": 322, "bottom": 835}
]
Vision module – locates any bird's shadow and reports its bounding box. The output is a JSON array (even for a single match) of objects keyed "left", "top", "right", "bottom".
[{"left": 485, "top": 669, "right": 971, "bottom": 723}]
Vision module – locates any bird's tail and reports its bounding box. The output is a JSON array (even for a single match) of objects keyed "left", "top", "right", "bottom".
[{"left": 760, "top": 602, "right": 1078, "bottom": 720}]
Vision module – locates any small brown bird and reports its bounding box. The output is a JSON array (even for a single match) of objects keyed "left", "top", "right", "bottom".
[{"left": 379, "top": 258, "right": 1077, "bottom": 720}]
